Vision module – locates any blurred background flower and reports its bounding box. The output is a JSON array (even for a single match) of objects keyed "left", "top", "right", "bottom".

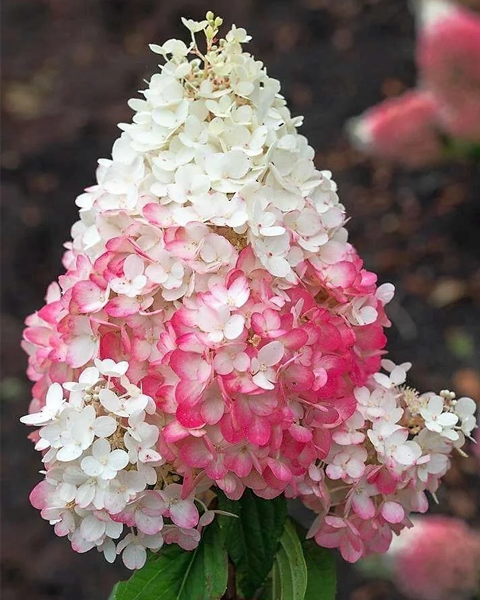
[
  {"left": 358, "top": 516, "right": 480, "bottom": 600},
  {"left": 1, "top": 1, "right": 479, "bottom": 599},
  {"left": 349, "top": 0, "right": 480, "bottom": 166}
]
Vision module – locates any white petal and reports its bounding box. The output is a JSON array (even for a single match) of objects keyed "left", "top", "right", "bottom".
[
  {"left": 92, "top": 438, "right": 111, "bottom": 460},
  {"left": 93, "top": 416, "right": 118, "bottom": 438},
  {"left": 95, "top": 359, "right": 129, "bottom": 377},
  {"left": 252, "top": 371, "right": 275, "bottom": 390},
  {"left": 390, "top": 366, "right": 406, "bottom": 386},
  {"left": 223, "top": 150, "right": 250, "bottom": 179},
  {"left": 57, "top": 444, "right": 83, "bottom": 462},
  {"left": 81, "top": 456, "right": 104, "bottom": 477},
  {"left": 393, "top": 441, "right": 421, "bottom": 465},
  {"left": 99, "top": 389, "right": 121, "bottom": 413},
  {"left": 427, "top": 395, "right": 444, "bottom": 417},
  {"left": 224, "top": 315, "right": 245, "bottom": 340},
  {"left": 437, "top": 413, "right": 458, "bottom": 427},
  {"left": 20, "top": 411, "right": 50, "bottom": 426},
  {"left": 425, "top": 420, "right": 443, "bottom": 433},
  {"left": 376, "top": 283, "right": 395, "bottom": 304},
  {"left": 358, "top": 306, "right": 377, "bottom": 325},
  {"left": 461, "top": 415, "right": 476, "bottom": 435},
  {"left": 100, "top": 539, "right": 117, "bottom": 563},
  {"left": 265, "top": 255, "right": 290, "bottom": 277},
  {"left": 79, "top": 367, "right": 101, "bottom": 385},
  {"left": 45, "top": 382, "right": 65, "bottom": 411},
  {"left": 67, "top": 335, "right": 96, "bottom": 369},
  {"left": 373, "top": 373, "right": 392, "bottom": 389},
  {"left": 354, "top": 386, "right": 370, "bottom": 405},
  {"left": 104, "top": 490, "right": 126, "bottom": 514},
  {"left": 124, "top": 396, "right": 149, "bottom": 414},
  {"left": 442, "top": 428, "right": 460, "bottom": 441},
  {"left": 108, "top": 450, "right": 129, "bottom": 471},
  {"left": 81, "top": 515, "right": 106, "bottom": 542},
  {"left": 260, "top": 226, "right": 286, "bottom": 237},
  {"left": 455, "top": 397, "right": 476, "bottom": 418}
]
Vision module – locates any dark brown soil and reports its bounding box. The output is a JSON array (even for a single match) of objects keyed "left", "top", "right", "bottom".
[{"left": 2, "top": 1, "right": 479, "bottom": 599}]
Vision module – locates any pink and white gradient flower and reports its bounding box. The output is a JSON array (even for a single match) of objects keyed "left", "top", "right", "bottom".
[{"left": 20, "top": 14, "right": 477, "bottom": 570}]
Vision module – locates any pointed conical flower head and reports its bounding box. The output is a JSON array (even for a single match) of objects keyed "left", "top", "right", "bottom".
[
  {"left": 74, "top": 18, "right": 347, "bottom": 284},
  {"left": 21, "top": 15, "right": 476, "bottom": 569}
]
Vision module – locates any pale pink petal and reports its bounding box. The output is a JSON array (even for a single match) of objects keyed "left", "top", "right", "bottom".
[
  {"left": 135, "top": 511, "right": 164, "bottom": 535},
  {"left": 325, "top": 464, "right": 343, "bottom": 480},
  {"left": 340, "top": 534, "right": 364, "bottom": 563},
  {"left": 352, "top": 494, "right": 375, "bottom": 519},
  {"left": 180, "top": 438, "right": 212, "bottom": 468},
  {"left": 72, "top": 281, "right": 109, "bottom": 313},
  {"left": 214, "top": 353, "right": 234, "bottom": 375},
  {"left": 346, "top": 458, "right": 365, "bottom": 479},
  {"left": 245, "top": 416, "right": 270, "bottom": 446},
  {"left": 123, "top": 255, "right": 144, "bottom": 280},
  {"left": 67, "top": 335, "right": 97, "bottom": 369},
  {"left": 227, "top": 451, "right": 253, "bottom": 478},
  {"left": 122, "top": 543, "right": 147, "bottom": 570},
  {"left": 381, "top": 501, "right": 404, "bottom": 524},
  {"left": 229, "top": 276, "right": 250, "bottom": 307},
  {"left": 169, "top": 500, "right": 199, "bottom": 529},
  {"left": 258, "top": 341, "right": 284, "bottom": 367},
  {"left": 199, "top": 511, "right": 215, "bottom": 527},
  {"left": 289, "top": 423, "right": 313, "bottom": 443},
  {"left": 201, "top": 396, "right": 224, "bottom": 424},
  {"left": 80, "top": 515, "right": 106, "bottom": 542},
  {"left": 106, "top": 296, "right": 142, "bottom": 318},
  {"left": 29, "top": 481, "right": 52, "bottom": 510},
  {"left": 233, "top": 353, "right": 250, "bottom": 372}
]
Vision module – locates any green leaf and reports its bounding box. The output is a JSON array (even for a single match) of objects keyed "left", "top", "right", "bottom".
[
  {"left": 108, "top": 520, "right": 228, "bottom": 600},
  {"left": 270, "top": 519, "right": 307, "bottom": 600},
  {"left": 218, "top": 489, "right": 288, "bottom": 598},
  {"left": 265, "top": 522, "right": 337, "bottom": 600},
  {"left": 301, "top": 538, "right": 336, "bottom": 600}
]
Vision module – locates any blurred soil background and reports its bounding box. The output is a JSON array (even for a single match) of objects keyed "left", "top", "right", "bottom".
[{"left": 1, "top": 0, "right": 480, "bottom": 599}]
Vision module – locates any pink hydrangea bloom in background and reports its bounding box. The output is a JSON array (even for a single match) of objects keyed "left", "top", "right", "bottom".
[
  {"left": 348, "top": 90, "right": 444, "bottom": 167},
  {"left": 389, "top": 516, "right": 480, "bottom": 600},
  {"left": 416, "top": 0, "right": 480, "bottom": 141},
  {"left": 20, "top": 15, "right": 477, "bottom": 570},
  {"left": 349, "top": 0, "right": 480, "bottom": 165}
]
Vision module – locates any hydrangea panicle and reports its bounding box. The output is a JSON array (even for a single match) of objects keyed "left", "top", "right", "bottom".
[{"left": 21, "top": 13, "right": 477, "bottom": 569}]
